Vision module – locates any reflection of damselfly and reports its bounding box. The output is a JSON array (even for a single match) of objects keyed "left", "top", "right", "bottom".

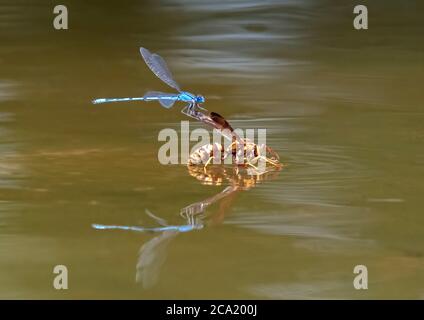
[
  {"left": 92, "top": 47, "right": 206, "bottom": 119},
  {"left": 92, "top": 166, "right": 281, "bottom": 288}
]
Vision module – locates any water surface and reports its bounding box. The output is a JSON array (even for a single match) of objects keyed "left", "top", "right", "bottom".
[{"left": 0, "top": 0, "right": 423, "bottom": 299}]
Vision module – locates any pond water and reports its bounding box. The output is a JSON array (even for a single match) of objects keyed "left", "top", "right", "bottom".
[{"left": 0, "top": 0, "right": 423, "bottom": 298}]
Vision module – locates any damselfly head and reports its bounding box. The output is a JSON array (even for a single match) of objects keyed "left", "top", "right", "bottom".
[{"left": 196, "top": 95, "right": 205, "bottom": 104}]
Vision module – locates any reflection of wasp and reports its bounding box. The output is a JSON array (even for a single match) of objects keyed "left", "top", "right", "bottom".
[
  {"left": 186, "top": 165, "right": 281, "bottom": 188},
  {"left": 182, "top": 165, "right": 281, "bottom": 226}
]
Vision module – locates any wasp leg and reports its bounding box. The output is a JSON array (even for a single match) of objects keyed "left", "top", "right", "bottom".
[
  {"left": 247, "top": 162, "right": 258, "bottom": 170},
  {"left": 245, "top": 156, "right": 259, "bottom": 171},
  {"left": 256, "top": 156, "right": 281, "bottom": 169},
  {"left": 255, "top": 145, "right": 281, "bottom": 167},
  {"left": 263, "top": 156, "right": 281, "bottom": 167},
  {"left": 249, "top": 156, "right": 261, "bottom": 164},
  {"left": 203, "top": 156, "right": 213, "bottom": 173},
  {"left": 246, "top": 162, "right": 262, "bottom": 176}
]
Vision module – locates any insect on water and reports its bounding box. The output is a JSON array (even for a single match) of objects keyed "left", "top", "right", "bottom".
[
  {"left": 92, "top": 47, "right": 206, "bottom": 118},
  {"left": 188, "top": 140, "right": 281, "bottom": 173},
  {"left": 92, "top": 47, "right": 282, "bottom": 173}
]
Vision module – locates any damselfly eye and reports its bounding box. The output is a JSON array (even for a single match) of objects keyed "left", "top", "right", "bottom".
[{"left": 196, "top": 95, "right": 205, "bottom": 103}]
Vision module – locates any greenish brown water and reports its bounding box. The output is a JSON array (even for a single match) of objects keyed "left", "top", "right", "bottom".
[{"left": 0, "top": 0, "right": 423, "bottom": 299}]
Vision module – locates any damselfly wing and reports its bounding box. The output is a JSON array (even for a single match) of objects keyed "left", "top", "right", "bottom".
[{"left": 139, "top": 47, "right": 182, "bottom": 92}]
